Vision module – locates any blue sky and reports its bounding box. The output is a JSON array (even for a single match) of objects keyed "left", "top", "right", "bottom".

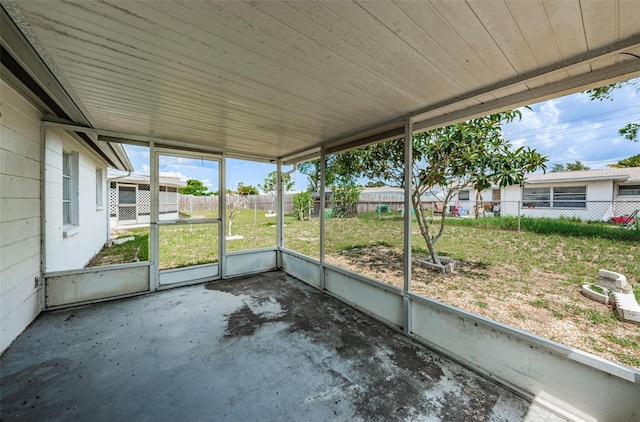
[{"left": 121, "top": 79, "right": 639, "bottom": 192}]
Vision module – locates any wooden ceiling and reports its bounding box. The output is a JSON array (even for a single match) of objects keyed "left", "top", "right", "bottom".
[{"left": 4, "top": 0, "right": 640, "bottom": 162}]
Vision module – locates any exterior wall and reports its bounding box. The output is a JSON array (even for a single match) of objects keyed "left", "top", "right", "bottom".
[
  {"left": 0, "top": 80, "right": 43, "bottom": 353},
  {"left": 502, "top": 180, "right": 614, "bottom": 220},
  {"left": 614, "top": 182, "right": 640, "bottom": 217},
  {"left": 45, "top": 129, "right": 109, "bottom": 272}
]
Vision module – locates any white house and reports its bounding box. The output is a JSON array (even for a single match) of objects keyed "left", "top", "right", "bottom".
[
  {"left": 1, "top": 79, "right": 131, "bottom": 351},
  {"left": 108, "top": 172, "right": 185, "bottom": 227},
  {"left": 449, "top": 186, "right": 502, "bottom": 216},
  {"left": 501, "top": 168, "right": 640, "bottom": 221},
  {"left": 44, "top": 129, "right": 133, "bottom": 272}
]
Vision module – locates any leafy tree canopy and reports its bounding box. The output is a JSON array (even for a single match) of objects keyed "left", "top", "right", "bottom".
[
  {"left": 584, "top": 79, "right": 640, "bottom": 142},
  {"left": 550, "top": 161, "right": 590, "bottom": 172},
  {"left": 236, "top": 182, "right": 259, "bottom": 195},
  {"left": 608, "top": 153, "right": 640, "bottom": 168},
  {"left": 258, "top": 171, "right": 294, "bottom": 195},
  {"left": 179, "top": 179, "right": 213, "bottom": 196},
  {"left": 354, "top": 110, "right": 547, "bottom": 264},
  {"left": 365, "top": 181, "right": 386, "bottom": 188},
  {"left": 296, "top": 150, "right": 365, "bottom": 192}
]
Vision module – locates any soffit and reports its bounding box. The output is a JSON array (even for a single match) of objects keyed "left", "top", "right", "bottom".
[{"left": 4, "top": 0, "right": 640, "bottom": 162}]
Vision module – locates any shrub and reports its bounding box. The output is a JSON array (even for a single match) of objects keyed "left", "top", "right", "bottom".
[{"left": 292, "top": 191, "right": 313, "bottom": 220}]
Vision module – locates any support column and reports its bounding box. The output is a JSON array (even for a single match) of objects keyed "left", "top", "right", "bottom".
[
  {"left": 403, "top": 117, "right": 413, "bottom": 334},
  {"left": 220, "top": 155, "right": 227, "bottom": 278},
  {"left": 319, "top": 147, "right": 326, "bottom": 290},
  {"left": 149, "top": 141, "right": 159, "bottom": 291},
  {"left": 276, "top": 161, "right": 284, "bottom": 267}
]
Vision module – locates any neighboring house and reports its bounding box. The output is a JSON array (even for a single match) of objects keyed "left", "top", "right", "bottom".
[
  {"left": 449, "top": 187, "right": 502, "bottom": 216},
  {"left": 501, "top": 168, "right": 640, "bottom": 221},
  {"left": 108, "top": 173, "right": 186, "bottom": 227}
]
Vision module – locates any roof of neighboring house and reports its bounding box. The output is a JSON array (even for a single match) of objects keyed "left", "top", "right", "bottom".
[
  {"left": 359, "top": 186, "right": 445, "bottom": 201},
  {"left": 523, "top": 167, "right": 640, "bottom": 185},
  {"left": 107, "top": 172, "right": 186, "bottom": 188}
]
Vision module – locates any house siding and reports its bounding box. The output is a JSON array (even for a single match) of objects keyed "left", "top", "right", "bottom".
[
  {"left": 44, "top": 129, "right": 109, "bottom": 272},
  {"left": 502, "top": 179, "right": 614, "bottom": 220},
  {"left": 0, "top": 80, "right": 43, "bottom": 353}
]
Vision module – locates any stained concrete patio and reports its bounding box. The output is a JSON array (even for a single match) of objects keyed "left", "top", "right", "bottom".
[{"left": 1, "top": 271, "right": 565, "bottom": 421}]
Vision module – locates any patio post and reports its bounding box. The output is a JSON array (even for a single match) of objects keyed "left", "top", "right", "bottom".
[
  {"left": 276, "top": 161, "right": 284, "bottom": 265},
  {"left": 403, "top": 117, "right": 413, "bottom": 334},
  {"left": 220, "top": 155, "right": 227, "bottom": 277},
  {"left": 319, "top": 146, "right": 326, "bottom": 290},
  {"left": 149, "top": 141, "right": 159, "bottom": 291}
]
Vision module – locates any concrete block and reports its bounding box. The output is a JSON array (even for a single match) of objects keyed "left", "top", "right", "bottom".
[
  {"left": 613, "top": 292, "right": 640, "bottom": 324},
  {"left": 597, "top": 269, "right": 631, "bottom": 294},
  {"left": 581, "top": 284, "right": 610, "bottom": 304},
  {"left": 419, "top": 257, "right": 460, "bottom": 273}
]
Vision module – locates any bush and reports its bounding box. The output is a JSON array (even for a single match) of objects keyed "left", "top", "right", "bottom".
[
  {"left": 331, "top": 183, "right": 363, "bottom": 218},
  {"left": 292, "top": 191, "right": 313, "bottom": 220}
]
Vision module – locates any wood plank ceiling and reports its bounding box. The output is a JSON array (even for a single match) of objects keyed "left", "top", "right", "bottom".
[{"left": 4, "top": 0, "right": 640, "bottom": 162}]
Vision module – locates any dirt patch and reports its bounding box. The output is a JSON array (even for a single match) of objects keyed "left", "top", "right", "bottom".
[{"left": 327, "top": 245, "right": 640, "bottom": 369}]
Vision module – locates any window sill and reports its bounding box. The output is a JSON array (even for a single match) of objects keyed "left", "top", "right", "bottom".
[{"left": 63, "top": 226, "right": 80, "bottom": 238}]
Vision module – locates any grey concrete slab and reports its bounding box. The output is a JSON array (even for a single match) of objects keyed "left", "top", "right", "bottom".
[{"left": 1, "top": 271, "right": 566, "bottom": 421}]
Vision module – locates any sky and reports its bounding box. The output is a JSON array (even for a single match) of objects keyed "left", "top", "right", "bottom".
[{"left": 120, "top": 79, "right": 639, "bottom": 193}]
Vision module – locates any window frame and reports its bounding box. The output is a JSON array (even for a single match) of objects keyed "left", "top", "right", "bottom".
[
  {"left": 62, "top": 151, "right": 79, "bottom": 235},
  {"left": 62, "top": 152, "right": 72, "bottom": 225},
  {"left": 522, "top": 185, "right": 587, "bottom": 208},
  {"left": 552, "top": 186, "right": 586, "bottom": 208},
  {"left": 522, "top": 187, "right": 550, "bottom": 208},
  {"left": 618, "top": 184, "right": 640, "bottom": 197},
  {"left": 458, "top": 190, "right": 470, "bottom": 201},
  {"left": 96, "top": 168, "right": 104, "bottom": 210}
]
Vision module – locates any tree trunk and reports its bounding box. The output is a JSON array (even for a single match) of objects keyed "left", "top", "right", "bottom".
[
  {"left": 412, "top": 192, "right": 441, "bottom": 265},
  {"left": 228, "top": 218, "right": 233, "bottom": 236}
]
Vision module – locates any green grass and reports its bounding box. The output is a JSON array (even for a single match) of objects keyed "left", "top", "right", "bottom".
[
  {"left": 529, "top": 299, "right": 549, "bottom": 308},
  {"left": 97, "top": 209, "right": 639, "bottom": 292}
]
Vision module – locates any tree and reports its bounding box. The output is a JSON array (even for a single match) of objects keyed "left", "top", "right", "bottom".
[
  {"left": 608, "top": 153, "right": 640, "bottom": 168},
  {"left": 236, "top": 182, "right": 259, "bottom": 195},
  {"left": 296, "top": 151, "right": 365, "bottom": 192},
  {"left": 357, "top": 111, "right": 547, "bottom": 265},
  {"left": 550, "top": 161, "right": 590, "bottom": 172},
  {"left": 331, "top": 182, "right": 363, "bottom": 218},
  {"left": 179, "top": 179, "right": 213, "bottom": 196},
  {"left": 585, "top": 79, "right": 640, "bottom": 142},
  {"left": 365, "top": 181, "right": 386, "bottom": 188},
  {"left": 226, "top": 194, "right": 246, "bottom": 237},
  {"left": 258, "top": 171, "right": 294, "bottom": 195},
  {"left": 292, "top": 191, "right": 313, "bottom": 220}
]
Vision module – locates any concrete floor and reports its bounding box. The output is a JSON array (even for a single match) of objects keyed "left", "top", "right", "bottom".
[{"left": 1, "top": 271, "right": 566, "bottom": 421}]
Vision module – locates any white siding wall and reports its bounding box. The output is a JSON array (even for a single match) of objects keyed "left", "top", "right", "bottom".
[
  {"left": 502, "top": 180, "right": 614, "bottom": 220},
  {"left": 45, "top": 129, "right": 109, "bottom": 272},
  {"left": 0, "top": 81, "right": 43, "bottom": 353}
]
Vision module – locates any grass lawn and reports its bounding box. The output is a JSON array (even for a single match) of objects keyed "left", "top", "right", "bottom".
[{"left": 89, "top": 209, "right": 640, "bottom": 369}]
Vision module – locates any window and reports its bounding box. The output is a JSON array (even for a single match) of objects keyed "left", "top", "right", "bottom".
[
  {"left": 553, "top": 186, "right": 586, "bottom": 208},
  {"left": 522, "top": 187, "right": 550, "bottom": 208},
  {"left": 62, "top": 151, "right": 79, "bottom": 232},
  {"left": 523, "top": 186, "right": 586, "bottom": 208},
  {"left": 458, "top": 190, "right": 470, "bottom": 201},
  {"left": 619, "top": 185, "right": 640, "bottom": 196},
  {"left": 96, "top": 169, "right": 104, "bottom": 209},
  {"left": 63, "top": 152, "right": 72, "bottom": 224}
]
